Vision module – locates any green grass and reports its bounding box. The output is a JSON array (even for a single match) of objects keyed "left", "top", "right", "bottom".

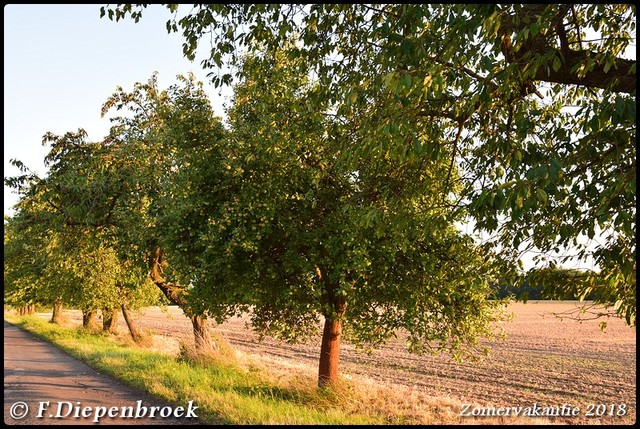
[{"left": 4, "top": 314, "right": 385, "bottom": 425}]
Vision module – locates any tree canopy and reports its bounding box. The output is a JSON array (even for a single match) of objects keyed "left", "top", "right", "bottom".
[
  {"left": 188, "top": 49, "right": 509, "bottom": 385},
  {"left": 3, "top": 158, "right": 162, "bottom": 334},
  {"left": 102, "top": 3, "right": 636, "bottom": 326}
]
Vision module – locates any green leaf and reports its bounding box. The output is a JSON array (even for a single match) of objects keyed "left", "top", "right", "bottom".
[
  {"left": 530, "top": 22, "right": 541, "bottom": 36},
  {"left": 383, "top": 71, "right": 396, "bottom": 89},
  {"left": 399, "top": 73, "right": 412, "bottom": 91},
  {"left": 549, "top": 158, "right": 561, "bottom": 183},
  {"left": 536, "top": 188, "right": 548, "bottom": 204},
  {"left": 388, "top": 32, "right": 403, "bottom": 43}
]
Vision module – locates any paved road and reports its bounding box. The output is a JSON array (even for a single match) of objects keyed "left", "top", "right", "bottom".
[{"left": 3, "top": 321, "right": 202, "bottom": 425}]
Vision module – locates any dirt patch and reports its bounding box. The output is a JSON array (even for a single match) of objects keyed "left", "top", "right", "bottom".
[{"left": 40, "top": 301, "right": 636, "bottom": 424}]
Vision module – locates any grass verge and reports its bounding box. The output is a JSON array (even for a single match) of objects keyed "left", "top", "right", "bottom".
[
  {"left": 4, "top": 313, "right": 387, "bottom": 424},
  {"left": 4, "top": 313, "right": 556, "bottom": 425}
]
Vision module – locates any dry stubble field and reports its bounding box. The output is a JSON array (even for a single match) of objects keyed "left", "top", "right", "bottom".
[{"left": 40, "top": 301, "right": 635, "bottom": 425}]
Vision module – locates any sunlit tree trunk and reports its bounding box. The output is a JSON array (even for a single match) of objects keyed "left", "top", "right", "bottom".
[
  {"left": 149, "top": 246, "right": 216, "bottom": 353},
  {"left": 18, "top": 305, "right": 34, "bottom": 316},
  {"left": 318, "top": 314, "right": 344, "bottom": 387},
  {"left": 51, "top": 297, "right": 63, "bottom": 324},
  {"left": 317, "top": 267, "right": 347, "bottom": 388},
  {"left": 102, "top": 307, "right": 119, "bottom": 334},
  {"left": 82, "top": 309, "right": 99, "bottom": 330},
  {"left": 121, "top": 302, "right": 144, "bottom": 344},
  {"left": 190, "top": 314, "right": 214, "bottom": 353}
]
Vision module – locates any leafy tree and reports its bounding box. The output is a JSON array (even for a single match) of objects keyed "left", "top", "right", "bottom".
[
  {"left": 97, "top": 73, "right": 230, "bottom": 351},
  {"left": 8, "top": 73, "right": 229, "bottom": 351},
  {"left": 4, "top": 214, "right": 56, "bottom": 317},
  {"left": 166, "top": 49, "right": 508, "bottom": 387},
  {"left": 4, "top": 182, "right": 74, "bottom": 322},
  {"left": 5, "top": 73, "right": 228, "bottom": 350},
  {"left": 5, "top": 131, "right": 165, "bottom": 341},
  {"left": 4, "top": 191, "right": 162, "bottom": 340},
  {"left": 102, "top": 4, "right": 636, "bottom": 326}
]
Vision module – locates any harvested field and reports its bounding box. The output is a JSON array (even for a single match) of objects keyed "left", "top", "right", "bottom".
[{"left": 36, "top": 301, "right": 636, "bottom": 424}]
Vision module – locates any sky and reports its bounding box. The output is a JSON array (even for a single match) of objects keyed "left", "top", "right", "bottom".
[{"left": 4, "top": 4, "right": 230, "bottom": 217}]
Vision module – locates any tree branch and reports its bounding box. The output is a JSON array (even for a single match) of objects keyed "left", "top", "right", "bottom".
[
  {"left": 500, "top": 5, "right": 636, "bottom": 95},
  {"left": 147, "top": 246, "right": 189, "bottom": 308}
]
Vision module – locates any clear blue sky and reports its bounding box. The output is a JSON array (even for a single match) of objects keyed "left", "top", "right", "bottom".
[{"left": 4, "top": 4, "right": 228, "bottom": 216}]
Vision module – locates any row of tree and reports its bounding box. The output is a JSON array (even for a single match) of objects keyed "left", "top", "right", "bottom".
[
  {"left": 3, "top": 154, "right": 164, "bottom": 340},
  {"left": 5, "top": 4, "right": 635, "bottom": 388}
]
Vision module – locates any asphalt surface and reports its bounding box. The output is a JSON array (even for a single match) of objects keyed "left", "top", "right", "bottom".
[{"left": 3, "top": 321, "right": 202, "bottom": 425}]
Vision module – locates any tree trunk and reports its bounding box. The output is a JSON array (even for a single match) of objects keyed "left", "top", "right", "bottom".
[
  {"left": 51, "top": 297, "right": 63, "bottom": 324},
  {"left": 148, "top": 246, "right": 215, "bottom": 352},
  {"left": 18, "top": 306, "right": 30, "bottom": 316},
  {"left": 189, "top": 314, "right": 214, "bottom": 353},
  {"left": 102, "top": 307, "right": 119, "bottom": 334},
  {"left": 121, "top": 303, "right": 144, "bottom": 344},
  {"left": 82, "top": 309, "right": 99, "bottom": 330},
  {"left": 19, "top": 304, "right": 35, "bottom": 315},
  {"left": 315, "top": 264, "right": 348, "bottom": 388},
  {"left": 318, "top": 314, "right": 344, "bottom": 388}
]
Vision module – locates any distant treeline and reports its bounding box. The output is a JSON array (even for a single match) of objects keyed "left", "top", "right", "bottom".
[{"left": 493, "top": 267, "right": 602, "bottom": 301}]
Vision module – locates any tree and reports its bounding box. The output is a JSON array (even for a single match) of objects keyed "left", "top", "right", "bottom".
[
  {"left": 4, "top": 183, "right": 74, "bottom": 323},
  {"left": 4, "top": 73, "right": 228, "bottom": 351},
  {"left": 102, "top": 4, "right": 636, "bottom": 326},
  {"left": 4, "top": 214, "right": 53, "bottom": 317},
  {"left": 16, "top": 73, "right": 230, "bottom": 351},
  {"left": 97, "top": 73, "right": 230, "bottom": 351},
  {"left": 5, "top": 130, "right": 165, "bottom": 342},
  {"left": 162, "top": 49, "right": 508, "bottom": 387}
]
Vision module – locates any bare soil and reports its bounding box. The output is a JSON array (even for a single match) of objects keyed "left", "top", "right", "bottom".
[{"left": 40, "top": 301, "right": 636, "bottom": 424}]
